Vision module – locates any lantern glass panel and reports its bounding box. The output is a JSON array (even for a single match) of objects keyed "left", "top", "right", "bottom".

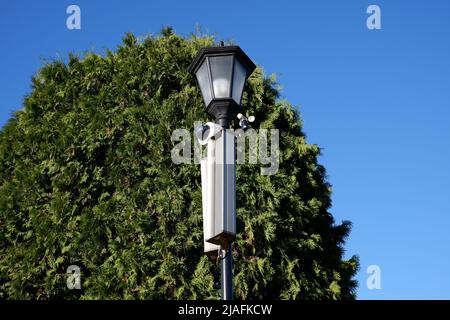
[
  {"left": 232, "top": 58, "right": 247, "bottom": 104},
  {"left": 209, "top": 55, "right": 233, "bottom": 98},
  {"left": 196, "top": 60, "right": 212, "bottom": 107}
]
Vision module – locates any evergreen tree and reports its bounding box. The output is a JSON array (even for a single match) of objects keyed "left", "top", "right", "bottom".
[{"left": 0, "top": 29, "right": 358, "bottom": 299}]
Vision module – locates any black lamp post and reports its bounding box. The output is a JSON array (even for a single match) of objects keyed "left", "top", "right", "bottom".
[{"left": 189, "top": 45, "right": 256, "bottom": 300}]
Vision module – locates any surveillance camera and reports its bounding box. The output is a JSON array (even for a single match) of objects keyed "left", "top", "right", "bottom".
[
  {"left": 196, "top": 122, "right": 223, "bottom": 145},
  {"left": 237, "top": 114, "right": 255, "bottom": 132},
  {"left": 241, "top": 120, "right": 249, "bottom": 132},
  {"left": 195, "top": 124, "right": 210, "bottom": 141}
]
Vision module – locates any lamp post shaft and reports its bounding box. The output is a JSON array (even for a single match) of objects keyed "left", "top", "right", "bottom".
[
  {"left": 219, "top": 124, "right": 234, "bottom": 301},
  {"left": 221, "top": 243, "right": 233, "bottom": 300}
]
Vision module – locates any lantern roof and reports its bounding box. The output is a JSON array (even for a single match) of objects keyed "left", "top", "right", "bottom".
[{"left": 188, "top": 45, "right": 256, "bottom": 76}]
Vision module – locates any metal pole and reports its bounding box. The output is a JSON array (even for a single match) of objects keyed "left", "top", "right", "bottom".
[
  {"left": 221, "top": 124, "right": 234, "bottom": 300},
  {"left": 221, "top": 243, "right": 233, "bottom": 300}
]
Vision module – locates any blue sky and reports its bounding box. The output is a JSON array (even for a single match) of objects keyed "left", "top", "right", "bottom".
[{"left": 1, "top": 1, "right": 449, "bottom": 299}]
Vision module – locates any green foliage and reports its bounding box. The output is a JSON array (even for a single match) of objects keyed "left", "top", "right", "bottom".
[{"left": 0, "top": 30, "right": 358, "bottom": 299}]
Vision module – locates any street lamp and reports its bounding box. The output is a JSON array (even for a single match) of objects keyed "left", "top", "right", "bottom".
[
  {"left": 189, "top": 45, "right": 256, "bottom": 300},
  {"left": 188, "top": 45, "right": 256, "bottom": 128}
]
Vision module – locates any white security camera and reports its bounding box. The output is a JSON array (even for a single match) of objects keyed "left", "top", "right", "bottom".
[{"left": 196, "top": 122, "right": 223, "bottom": 145}]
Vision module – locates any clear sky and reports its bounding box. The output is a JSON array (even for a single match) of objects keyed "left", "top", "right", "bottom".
[{"left": 1, "top": 0, "right": 449, "bottom": 299}]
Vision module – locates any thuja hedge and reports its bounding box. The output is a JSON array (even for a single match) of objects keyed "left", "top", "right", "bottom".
[{"left": 0, "top": 28, "right": 358, "bottom": 299}]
